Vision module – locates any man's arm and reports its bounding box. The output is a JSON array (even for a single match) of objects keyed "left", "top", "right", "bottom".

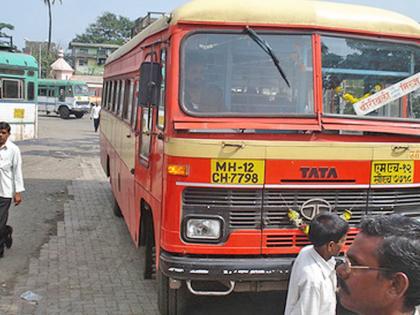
[{"left": 13, "top": 147, "right": 24, "bottom": 205}]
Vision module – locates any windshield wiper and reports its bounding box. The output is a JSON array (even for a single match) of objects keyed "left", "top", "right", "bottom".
[{"left": 244, "top": 26, "right": 290, "bottom": 88}]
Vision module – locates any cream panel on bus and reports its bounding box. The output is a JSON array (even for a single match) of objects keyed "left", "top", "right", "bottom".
[
  {"left": 102, "top": 111, "right": 135, "bottom": 170},
  {"left": 0, "top": 102, "right": 38, "bottom": 141},
  {"left": 165, "top": 138, "right": 420, "bottom": 161}
]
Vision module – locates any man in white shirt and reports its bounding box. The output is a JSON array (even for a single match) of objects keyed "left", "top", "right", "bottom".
[
  {"left": 0, "top": 121, "right": 24, "bottom": 258},
  {"left": 284, "top": 213, "right": 349, "bottom": 315},
  {"left": 90, "top": 103, "right": 101, "bottom": 132}
]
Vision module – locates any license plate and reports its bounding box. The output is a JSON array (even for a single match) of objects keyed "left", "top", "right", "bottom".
[
  {"left": 371, "top": 160, "right": 414, "bottom": 185},
  {"left": 211, "top": 159, "right": 265, "bottom": 184}
]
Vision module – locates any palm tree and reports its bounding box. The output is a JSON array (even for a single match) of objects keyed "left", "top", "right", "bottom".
[{"left": 43, "top": 0, "right": 62, "bottom": 52}]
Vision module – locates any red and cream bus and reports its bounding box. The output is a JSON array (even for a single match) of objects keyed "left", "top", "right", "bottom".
[{"left": 100, "top": 0, "right": 420, "bottom": 314}]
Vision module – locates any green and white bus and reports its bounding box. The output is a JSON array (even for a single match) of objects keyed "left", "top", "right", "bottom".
[
  {"left": 0, "top": 42, "right": 38, "bottom": 141},
  {"left": 38, "top": 79, "right": 91, "bottom": 119}
]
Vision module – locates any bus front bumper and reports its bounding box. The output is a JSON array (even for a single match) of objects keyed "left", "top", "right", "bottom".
[{"left": 160, "top": 251, "right": 293, "bottom": 282}]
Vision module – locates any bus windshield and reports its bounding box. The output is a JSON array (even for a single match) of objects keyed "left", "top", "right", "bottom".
[
  {"left": 322, "top": 36, "right": 420, "bottom": 120},
  {"left": 73, "top": 84, "right": 89, "bottom": 96},
  {"left": 181, "top": 33, "right": 314, "bottom": 116}
]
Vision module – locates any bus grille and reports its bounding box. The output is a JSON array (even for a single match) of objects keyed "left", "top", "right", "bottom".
[{"left": 182, "top": 187, "right": 420, "bottom": 229}]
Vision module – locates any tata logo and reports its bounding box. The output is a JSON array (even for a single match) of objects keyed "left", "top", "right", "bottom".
[
  {"left": 300, "top": 198, "right": 333, "bottom": 221},
  {"left": 300, "top": 167, "right": 338, "bottom": 179}
]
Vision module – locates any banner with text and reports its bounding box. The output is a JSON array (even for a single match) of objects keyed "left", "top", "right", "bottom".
[{"left": 353, "top": 72, "right": 420, "bottom": 116}]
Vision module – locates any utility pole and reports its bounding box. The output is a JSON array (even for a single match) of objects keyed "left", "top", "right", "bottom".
[{"left": 39, "top": 43, "right": 42, "bottom": 78}]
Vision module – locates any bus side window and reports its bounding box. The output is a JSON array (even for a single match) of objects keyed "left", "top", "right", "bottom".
[
  {"left": 66, "top": 86, "right": 73, "bottom": 97},
  {"left": 157, "top": 49, "right": 167, "bottom": 130},
  {"left": 102, "top": 81, "right": 108, "bottom": 108},
  {"left": 59, "top": 86, "right": 66, "bottom": 102},
  {"left": 39, "top": 87, "right": 47, "bottom": 96},
  {"left": 48, "top": 87, "right": 55, "bottom": 97},
  {"left": 27, "top": 82, "right": 35, "bottom": 101},
  {"left": 112, "top": 81, "right": 118, "bottom": 113},
  {"left": 131, "top": 80, "right": 139, "bottom": 129},
  {"left": 2, "top": 79, "right": 23, "bottom": 99},
  {"left": 126, "top": 80, "right": 134, "bottom": 123}
]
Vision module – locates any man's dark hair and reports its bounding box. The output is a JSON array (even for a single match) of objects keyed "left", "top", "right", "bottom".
[
  {"left": 0, "top": 121, "right": 11, "bottom": 133},
  {"left": 360, "top": 214, "right": 420, "bottom": 309},
  {"left": 308, "top": 213, "right": 349, "bottom": 247}
]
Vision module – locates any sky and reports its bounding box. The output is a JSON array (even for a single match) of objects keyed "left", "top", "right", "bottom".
[{"left": 2, "top": 0, "right": 420, "bottom": 51}]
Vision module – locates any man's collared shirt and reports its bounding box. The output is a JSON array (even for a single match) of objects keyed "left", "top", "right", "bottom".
[
  {"left": 90, "top": 106, "right": 101, "bottom": 119},
  {"left": 0, "top": 139, "right": 24, "bottom": 198},
  {"left": 284, "top": 245, "right": 337, "bottom": 315}
]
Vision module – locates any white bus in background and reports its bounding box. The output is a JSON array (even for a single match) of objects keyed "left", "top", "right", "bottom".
[
  {"left": 38, "top": 79, "right": 91, "bottom": 119},
  {"left": 0, "top": 39, "right": 38, "bottom": 141}
]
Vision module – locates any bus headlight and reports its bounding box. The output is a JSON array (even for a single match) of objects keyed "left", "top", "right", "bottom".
[{"left": 185, "top": 217, "right": 222, "bottom": 241}]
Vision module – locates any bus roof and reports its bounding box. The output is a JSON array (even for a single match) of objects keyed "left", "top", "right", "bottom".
[
  {"left": 0, "top": 51, "right": 38, "bottom": 70},
  {"left": 107, "top": 0, "right": 420, "bottom": 65},
  {"left": 38, "top": 79, "right": 87, "bottom": 86}
]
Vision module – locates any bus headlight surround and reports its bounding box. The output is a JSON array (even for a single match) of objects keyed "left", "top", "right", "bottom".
[{"left": 184, "top": 216, "right": 223, "bottom": 243}]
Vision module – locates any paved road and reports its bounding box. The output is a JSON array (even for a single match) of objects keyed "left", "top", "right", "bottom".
[{"left": 0, "top": 116, "right": 286, "bottom": 315}]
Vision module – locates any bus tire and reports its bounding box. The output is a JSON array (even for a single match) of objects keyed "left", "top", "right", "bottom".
[
  {"left": 157, "top": 270, "right": 188, "bottom": 315},
  {"left": 74, "top": 112, "right": 84, "bottom": 119},
  {"left": 143, "top": 211, "right": 155, "bottom": 279},
  {"left": 113, "top": 196, "right": 123, "bottom": 218},
  {"left": 59, "top": 106, "right": 70, "bottom": 119}
]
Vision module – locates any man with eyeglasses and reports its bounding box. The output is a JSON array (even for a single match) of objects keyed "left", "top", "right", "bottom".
[
  {"left": 337, "top": 214, "right": 420, "bottom": 315},
  {"left": 284, "top": 213, "right": 349, "bottom": 315}
]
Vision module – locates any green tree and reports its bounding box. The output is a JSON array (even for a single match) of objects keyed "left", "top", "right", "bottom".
[
  {"left": 0, "top": 22, "right": 14, "bottom": 35},
  {"left": 0, "top": 22, "right": 15, "bottom": 49},
  {"left": 43, "top": 0, "right": 62, "bottom": 52},
  {"left": 73, "top": 12, "right": 134, "bottom": 45}
]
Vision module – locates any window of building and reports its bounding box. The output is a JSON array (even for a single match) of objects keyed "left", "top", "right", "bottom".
[
  {"left": 78, "top": 58, "right": 87, "bottom": 66},
  {"left": 97, "top": 58, "right": 106, "bottom": 65}
]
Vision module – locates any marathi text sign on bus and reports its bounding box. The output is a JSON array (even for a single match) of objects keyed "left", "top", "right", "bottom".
[{"left": 353, "top": 72, "right": 420, "bottom": 116}]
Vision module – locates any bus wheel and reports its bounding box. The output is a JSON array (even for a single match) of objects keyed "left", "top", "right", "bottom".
[
  {"left": 143, "top": 211, "right": 155, "bottom": 279},
  {"left": 59, "top": 107, "right": 70, "bottom": 119},
  {"left": 157, "top": 271, "right": 188, "bottom": 315},
  {"left": 113, "top": 196, "right": 123, "bottom": 218},
  {"left": 74, "top": 112, "right": 84, "bottom": 119}
]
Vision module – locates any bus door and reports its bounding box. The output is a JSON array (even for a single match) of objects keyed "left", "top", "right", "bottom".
[
  {"left": 150, "top": 48, "right": 167, "bottom": 202},
  {"left": 46, "top": 86, "right": 56, "bottom": 112},
  {"left": 135, "top": 53, "right": 156, "bottom": 193},
  {"left": 135, "top": 48, "right": 166, "bottom": 202},
  {"left": 58, "top": 85, "right": 66, "bottom": 103}
]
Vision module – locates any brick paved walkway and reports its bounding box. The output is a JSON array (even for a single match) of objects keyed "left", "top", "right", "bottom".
[{"left": 0, "top": 158, "right": 158, "bottom": 315}]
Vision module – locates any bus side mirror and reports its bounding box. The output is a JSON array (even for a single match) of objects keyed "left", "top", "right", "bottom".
[{"left": 138, "top": 62, "right": 162, "bottom": 107}]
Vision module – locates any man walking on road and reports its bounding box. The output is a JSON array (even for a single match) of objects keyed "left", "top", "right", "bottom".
[
  {"left": 90, "top": 103, "right": 101, "bottom": 132},
  {"left": 337, "top": 214, "right": 420, "bottom": 315},
  {"left": 284, "top": 213, "right": 349, "bottom": 315},
  {"left": 0, "top": 121, "right": 24, "bottom": 258}
]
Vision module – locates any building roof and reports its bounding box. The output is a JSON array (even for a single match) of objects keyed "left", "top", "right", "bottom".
[
  {"left": 0, "top": 51, "right": 38, "bottom": 70},
  {"left": 51, "top": 57, "right": 73, "bottom": 72},
  {"left": 69, "top": 42, "right": 121, "bottom": 49},
  {"left": 106, "top": 0, "right": 420, "bottom": 65}
]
